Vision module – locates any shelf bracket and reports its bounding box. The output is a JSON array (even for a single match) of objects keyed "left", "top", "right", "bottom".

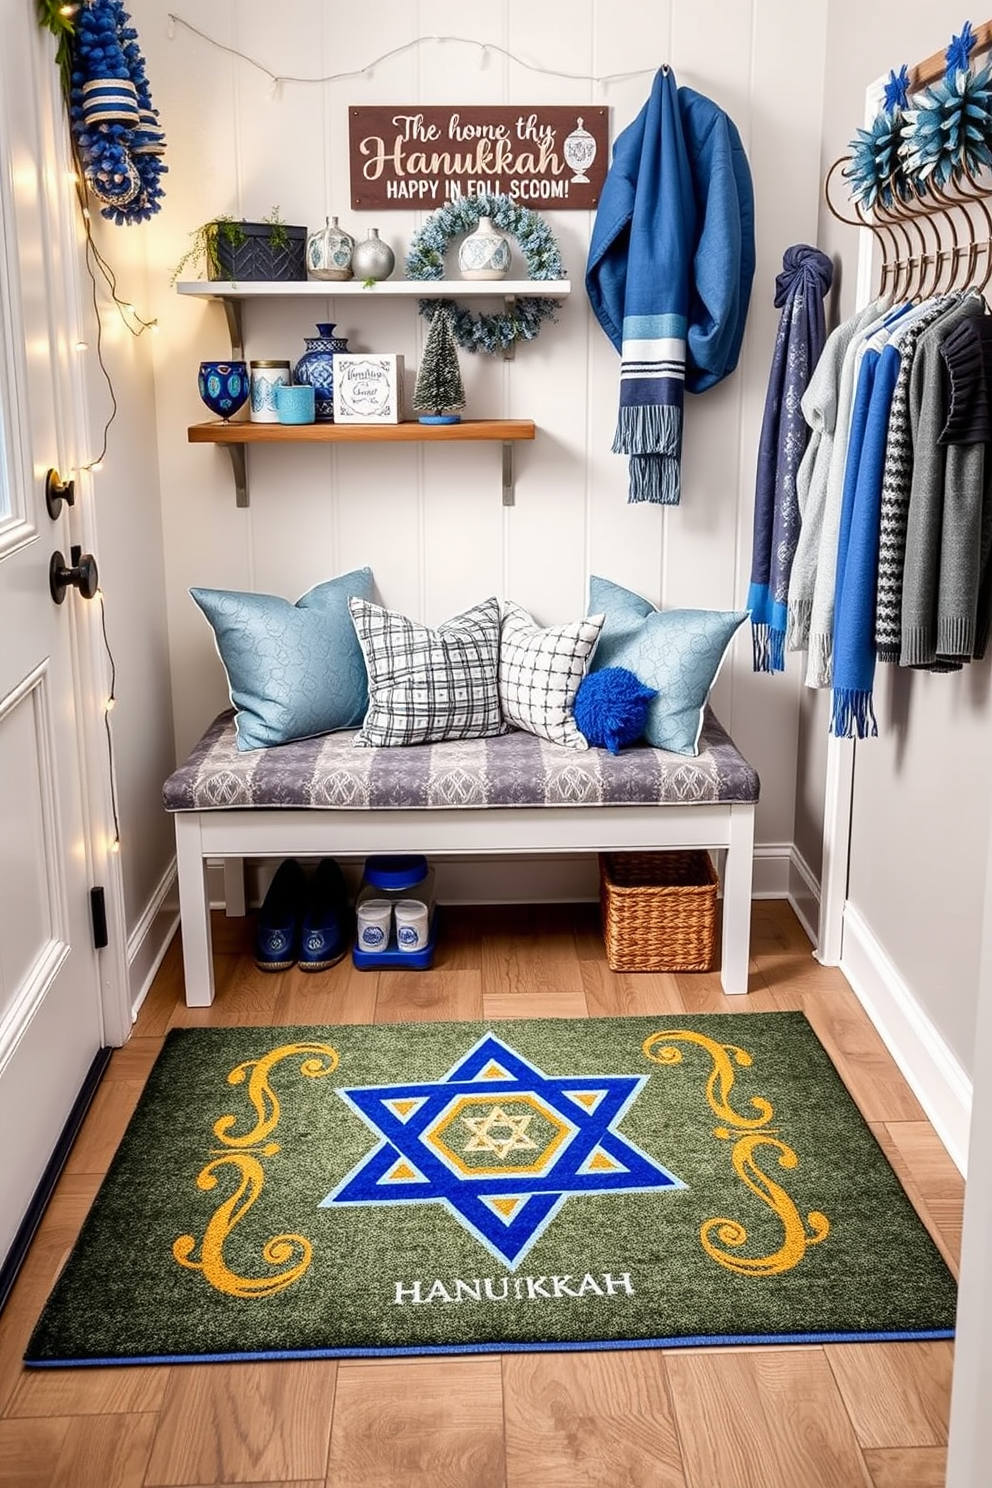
[
  {"left": 226, "top": 444, "right": 249, "bottom": 507},
  {"left": 502, "top": 442, "right": 515, "bottom": 506},
  {"left": 221, "top": 297, "right": 245, "bottom": 361}
]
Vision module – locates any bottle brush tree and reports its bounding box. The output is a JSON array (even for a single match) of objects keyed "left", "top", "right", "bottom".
[{"left": 413, "top": 306, "right": 466, "bottom": 423}]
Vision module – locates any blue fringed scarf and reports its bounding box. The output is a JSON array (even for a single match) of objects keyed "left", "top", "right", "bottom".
[
  {"left": 830, "top": 335, "right": 903, "bottom": 737},
  {"left": 586, "top": 69, "right": 755, "bottom": 505},
  {"left": 747, "top": 246, "right": 833, "bottom": 672}
]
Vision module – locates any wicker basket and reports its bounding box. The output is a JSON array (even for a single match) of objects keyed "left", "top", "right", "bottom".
[{"left": 599, "top": 850, "right": 718, "bottom": 972}]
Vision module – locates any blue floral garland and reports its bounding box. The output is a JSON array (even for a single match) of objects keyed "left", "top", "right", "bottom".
[
  {"left": 405, "top": 194, "right": 565, "bottom": 354},
  {"left": 69, "top": 0, "right": 167, "bottom": 225},
  {"left": 901, "top": 22, "right": 992, "bottom": 189},
  {"left": 845, "top": 65, "right": 914, "bottom": 209}
]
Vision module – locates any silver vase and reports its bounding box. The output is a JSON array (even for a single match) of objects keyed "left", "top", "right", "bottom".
[{"left": 351, "top": 228, "right": 395, "bottom": 282}]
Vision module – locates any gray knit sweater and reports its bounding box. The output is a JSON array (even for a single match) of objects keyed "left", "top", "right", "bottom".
[
  {"left": 901, "top": 296, "right": 985, "bottom": 668},
  {"left": 933, "top": 314, "right": 992, "bottom": 663}
]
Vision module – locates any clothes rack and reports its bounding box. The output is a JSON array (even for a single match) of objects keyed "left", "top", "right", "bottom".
[{"left": 823, "top": 19, "right": 992, "bottom": 302}]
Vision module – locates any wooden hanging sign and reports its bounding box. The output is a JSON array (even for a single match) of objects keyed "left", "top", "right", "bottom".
[{"left": 349, "top": 106, "right": 609, "bottom": 210}]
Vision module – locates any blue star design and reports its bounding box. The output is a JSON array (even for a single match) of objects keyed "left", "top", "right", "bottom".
[{"left": 320, "top": 1032, "right": 684, "bottom": 1269}]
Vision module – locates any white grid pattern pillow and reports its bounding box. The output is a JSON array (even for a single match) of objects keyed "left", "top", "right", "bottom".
[
  {"left": 499, "top": 601, "right": 605, "bottom": 749},
  {"left": 349, "top": 595, "right": 505, "bottom": 747}
]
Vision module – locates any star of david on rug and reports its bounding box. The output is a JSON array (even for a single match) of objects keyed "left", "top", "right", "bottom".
[{"left": 321, "top": 1033, "right": 684, "bottom": 1268}]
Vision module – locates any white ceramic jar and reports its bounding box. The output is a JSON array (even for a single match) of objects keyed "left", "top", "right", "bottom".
[{"left": 457, "top": 216, "right": 511, "bottom": 280}]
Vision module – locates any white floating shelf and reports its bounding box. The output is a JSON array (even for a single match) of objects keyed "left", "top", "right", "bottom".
[{"left": 177, "top": 279, "right": 570, "bottom": 298}]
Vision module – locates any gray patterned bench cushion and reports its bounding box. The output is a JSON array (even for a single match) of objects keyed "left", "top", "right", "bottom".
[{"left": 163, "top": 710, "right": 759, "bottom": 813}]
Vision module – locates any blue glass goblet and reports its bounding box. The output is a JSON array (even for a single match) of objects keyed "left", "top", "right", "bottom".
[{"left": 198, "top": 360, "right": 249, "bottom": 421}]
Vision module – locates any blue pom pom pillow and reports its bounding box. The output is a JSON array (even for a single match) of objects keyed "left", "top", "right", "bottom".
[
  {"left": 190, "top": 567, "right": 374, "bottom": 750},
  {"left": 589, "top": 576, "right": 747, "bottom": 755},
  {"left": 573, "top": 667, "right": 657, "bottom": 753}
]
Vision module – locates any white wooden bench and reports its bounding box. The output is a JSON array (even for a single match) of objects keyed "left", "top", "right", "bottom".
[{"left": 163, "top": 709, "right": 759, "bottom": 1007}]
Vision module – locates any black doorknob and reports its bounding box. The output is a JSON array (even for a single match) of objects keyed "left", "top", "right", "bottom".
[
  {"left": 50, "top": 546, "right": 98, "bottom": 604},
  {"left": 45, "top": 468, "right": 76, "bottom": 520}
]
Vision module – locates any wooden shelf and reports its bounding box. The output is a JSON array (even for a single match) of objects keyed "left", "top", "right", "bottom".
[
  {"left": 180, "top": 281, "right": 554, "bottom": 505},
  {"left": 188, "top": 418, "right": 535, "bottom": 445},
  {"left": 176, "top": 279, "right": 570, "bottom": 299},
  {"left": 177, "top": 279, "right": 570, "bottom": 363},
  {"left": 188, "top": 419, "right": 536, "bottom": 507}
]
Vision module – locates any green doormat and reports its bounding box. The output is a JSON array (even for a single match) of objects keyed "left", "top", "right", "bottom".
[{"left": 25, "top": 1014, "right": 956, "bottom": 1366}]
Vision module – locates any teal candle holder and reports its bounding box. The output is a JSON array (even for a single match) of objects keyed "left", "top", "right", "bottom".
[{"left": 276, "top": 383, "right": 316, "bottom": 425}]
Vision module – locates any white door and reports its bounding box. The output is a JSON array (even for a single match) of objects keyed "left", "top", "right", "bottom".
[{"left": 0, "top": 3, "right": 108, "bottom": 1269}]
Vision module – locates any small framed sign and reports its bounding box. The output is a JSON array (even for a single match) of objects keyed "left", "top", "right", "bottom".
[
  {"left": 333, "top": 354, "right": 405, "bottom": 424},
  {"left": 349, "top": 106, "right": 608, "bottom": 210}
]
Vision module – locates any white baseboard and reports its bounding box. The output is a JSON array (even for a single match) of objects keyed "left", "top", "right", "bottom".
[
  {"left": 752, "top": 843, "right": 792, "bottom": 900},
  {"left": 210, "top": 854, "right": 603, "bottom": 908},
  {"left": 841, "top": 902, "right": 972, "bottom": 1174},
  {"left": 787, "top": 846, "right": 821, "bottom": 947},
  {"left": 128, "top": 860, "right": 179, "bottom": 1020}
]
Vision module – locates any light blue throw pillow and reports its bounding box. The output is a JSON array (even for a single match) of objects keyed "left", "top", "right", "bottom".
[
  {"left": 190, "top": 567, "right": 374, "bottom": 750},
  {"left": 589, "top": 576, "right": 747, "bottom": 755}
]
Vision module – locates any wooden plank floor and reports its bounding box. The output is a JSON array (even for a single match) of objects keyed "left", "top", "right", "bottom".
[{"left": 0, "top": 900, "right": 963, "bottom": 1487}]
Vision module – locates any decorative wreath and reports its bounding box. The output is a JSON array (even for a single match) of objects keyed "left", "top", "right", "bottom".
[
  {"left": 67, "top": 0, "right": 167, "bottom": 225},
  {"left": 405, "top": 194, "right": 565, "bottom": 355}
]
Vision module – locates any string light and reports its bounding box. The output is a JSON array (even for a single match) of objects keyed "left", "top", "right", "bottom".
[
  {"left": 37, "top": 23, "right": 155, "bottom": 868},
  {"left": 97, "top": 589, "right": 121, "bottom": 854},
  {"left": 165, "top": 15, "right": 657, "bottom": 89}
]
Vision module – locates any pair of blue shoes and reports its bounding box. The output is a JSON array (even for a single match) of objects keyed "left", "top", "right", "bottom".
[{"left": 254, "top": 858, "right": 351, "bottom": 973}]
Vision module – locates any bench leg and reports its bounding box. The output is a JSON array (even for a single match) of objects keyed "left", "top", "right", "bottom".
[
  {"left": 720, "top": 804, "right": 755, "bottom": 995},
  {"left": 223, "top": 857, "right": 246, "bottom": 917},
  {"left": 175, "top": 813, "right": 216, "bottom": 1007}
]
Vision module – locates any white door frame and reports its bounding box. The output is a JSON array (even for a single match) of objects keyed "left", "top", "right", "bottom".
[{"left": 33, "top": 24, "right": 130, "bottom": 1047}]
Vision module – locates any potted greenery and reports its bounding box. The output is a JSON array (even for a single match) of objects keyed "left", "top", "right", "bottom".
[{"left": 170, "top": 207, "right": 307, "bottom": 283}]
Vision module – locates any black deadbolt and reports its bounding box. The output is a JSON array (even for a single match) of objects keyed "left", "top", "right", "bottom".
[
  {"left": 50, "top": 546, "right": 98, "bottom": 604},
  {"left": 45, "top": 468, "right": 76, "bottom": 520}
]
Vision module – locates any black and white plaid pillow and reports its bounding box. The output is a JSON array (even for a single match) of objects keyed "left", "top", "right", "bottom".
[
  {"left": 499, "top": 600, "right": 604, "bottom": 749},
  {"left": 349, "top": 595, "right": 505, "bottom": 747}
]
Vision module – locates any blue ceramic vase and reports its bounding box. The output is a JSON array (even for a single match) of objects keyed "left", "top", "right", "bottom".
[
  {"left": 293, "top": 323, "right": 349, "bottom": 422},
  {"left": 197, "top": 360, "right": 249, "bottom": 420}
]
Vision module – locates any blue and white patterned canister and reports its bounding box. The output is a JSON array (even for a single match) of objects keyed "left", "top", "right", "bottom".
[
  {"left": 249, "top": 360, "right": 291, "bottom": 423},
  {"left": 457, "top": 216, "right": 511, "bottom": 280}
]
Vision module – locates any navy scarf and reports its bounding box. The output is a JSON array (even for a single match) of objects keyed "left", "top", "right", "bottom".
[{"left": 748, "top": 245, "right": 833, "bottom": 671}]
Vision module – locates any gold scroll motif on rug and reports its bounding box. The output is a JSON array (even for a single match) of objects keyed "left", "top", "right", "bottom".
[
  {"left": 172, "top": 1042, "right": 339, "bottom": 1298},
  {"left": 643, "top": 1030, "right": 829, "bottom": 1276}
]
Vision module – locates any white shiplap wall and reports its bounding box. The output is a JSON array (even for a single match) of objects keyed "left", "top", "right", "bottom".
[{"left": 139, "top": 0, "right": 830, "bottom": 864}]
